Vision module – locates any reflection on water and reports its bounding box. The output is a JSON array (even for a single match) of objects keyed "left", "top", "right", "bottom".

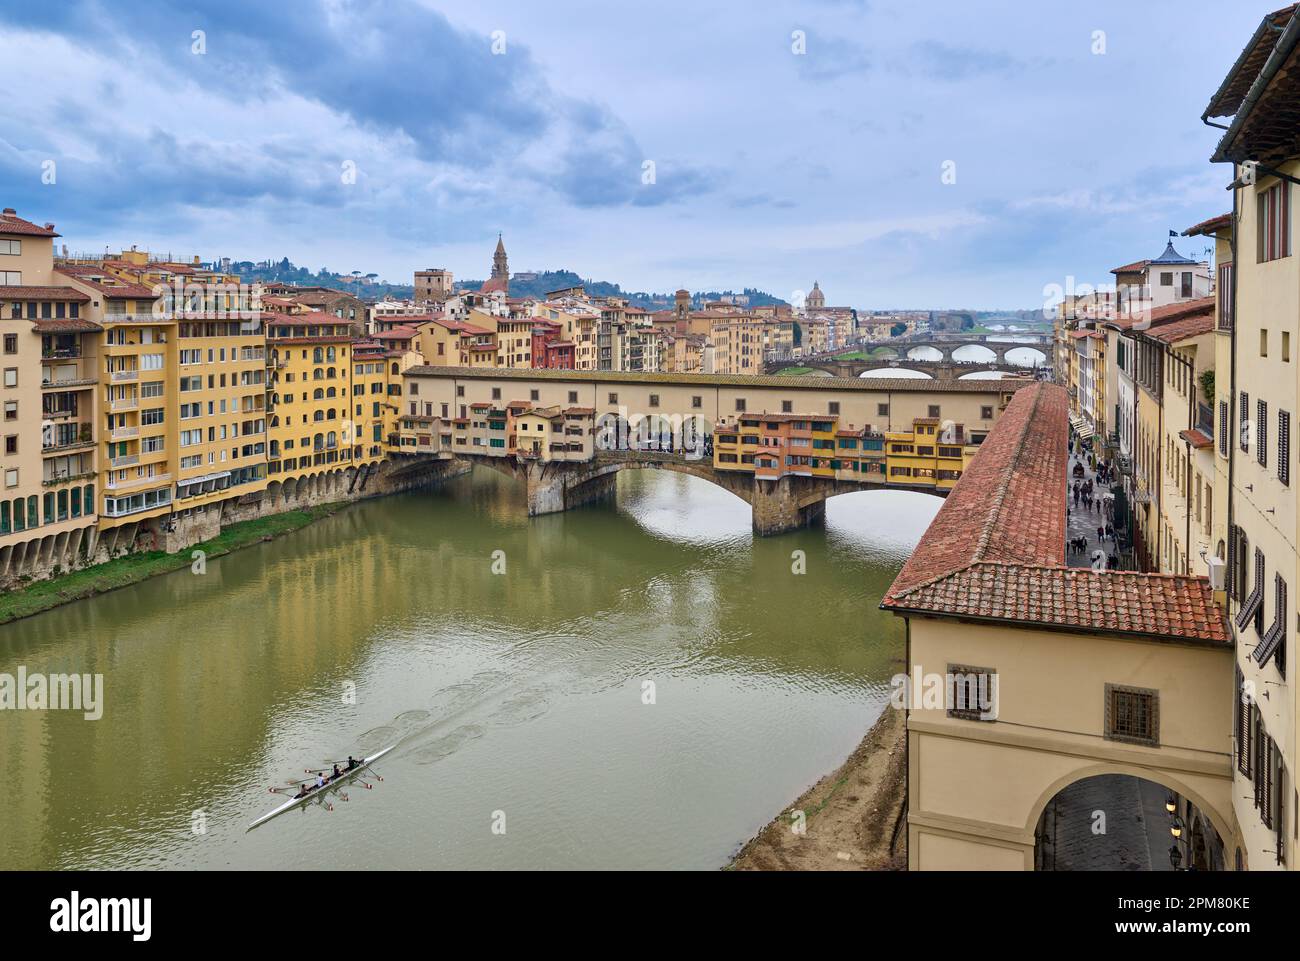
[{"left": 0, "top": 467, "right": 940, "bottom": 870}]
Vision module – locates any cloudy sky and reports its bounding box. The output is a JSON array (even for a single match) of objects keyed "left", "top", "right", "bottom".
[{"left": 0, "top": 0, "right": 1265, "bottom": 309}]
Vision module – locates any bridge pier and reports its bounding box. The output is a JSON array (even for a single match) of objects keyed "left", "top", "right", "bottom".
[
  {"left": 749, "top": 475, "right": 827, "bottom": 535},
  {"left": 524, "top": 461, "right": 616, "bottom": 516}
]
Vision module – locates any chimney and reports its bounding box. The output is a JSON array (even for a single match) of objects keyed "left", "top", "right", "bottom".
[
  {"left": 1, "top": 208, "right": 15, "bottom": 216},
  {"left": 44, "top": 223, "right": 55, "bottom": 231}
]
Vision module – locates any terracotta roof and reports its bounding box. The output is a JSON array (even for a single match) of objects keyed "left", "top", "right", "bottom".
[
  {"left": 0, "top": 210, "right": 59, "bottom": 237},
  {"left": 1184, "top": 213, "right": 1232, "bottom": 237},
  {"left": 1142, "top": 297, "right": 1216, "bottom": 343},
  {"left": 1110, "top": 259, "right": 1151, "bottom": 275},
  {"left": 881, "top": 382, "right": 1229, "bottom": 646},
  {"left": 1180, "top": 428, "right": 1214, "bottom": 449},
  {"left": 0, "top": 285, "right": 91, "bottom": 302},
  {"left": 54, "top": 267, "right": 157, "bottom": 300},
  {"left": 404, "top": 366, "right": 1029, "bottom": 393},
  {"left": 1204, "top": 4, "right": 1298, "bottom": 118},
  {"left": 887, "top": 564, "right": 1229, "bottom": 645},
  {"left": 32, "top": 318, "right": 102, "bottom": 333}
]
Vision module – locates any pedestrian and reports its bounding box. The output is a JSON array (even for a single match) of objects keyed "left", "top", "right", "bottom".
[{"left": 1097, "top": 525, "right": 1104, "bottom": 541}]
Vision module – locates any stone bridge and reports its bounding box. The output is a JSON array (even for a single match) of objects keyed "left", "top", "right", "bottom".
[
  {"left": 416, "top": 449, "right": 943, "bottom": 535},
  {"left": 773, "top": 358, "right": 1035, "bottom": 380}
]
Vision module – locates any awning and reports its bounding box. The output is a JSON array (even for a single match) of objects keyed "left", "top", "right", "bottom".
[{"left": 1069, "top": 413, "right": 1093, "bottom": 438}]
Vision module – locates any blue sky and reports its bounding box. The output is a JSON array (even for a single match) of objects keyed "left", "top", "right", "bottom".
[{"left": 0, "top": 1, "right": 1267, "bottom": 308}]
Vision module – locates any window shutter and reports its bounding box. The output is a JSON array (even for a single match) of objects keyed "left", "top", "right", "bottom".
[
  {"left": 1281, "top": 410, "right": 1291, "bottom": 486},
  {"left": 1236, "top": 666, "right": 1251, "bottom": 776},
  {"left": 1258, "top": 400, "right": 1269, "bottom": 467},
  {"left": 1241, "top": 392, "right": 1250, "bottom": 452},
  {"left": 1262, "top": 735, "right": 1275, "bottom": 828},
  {"left": 1227, "top": 526, "right": 1239, "bottom": 600},
  {"left": 1219, "top": 400, "right": 1230, "bottom": 457}
]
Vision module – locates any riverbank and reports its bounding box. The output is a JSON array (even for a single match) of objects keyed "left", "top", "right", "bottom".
[
  {"left": 727, "top": 700, "right": 907, "bottom": 871},
  {"left": 0, "top": 501, "right": 351, "bottom": 626}
]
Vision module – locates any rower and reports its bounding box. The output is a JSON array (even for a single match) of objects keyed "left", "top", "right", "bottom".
[
  {"left": 316, "top": 773, "right": 326, "bottom": 789},
  {"left": 332, "top": 764, "right": 341, "bottom": 780},
  {"left": 347, "top": 756, "right": 357, "bottom": 770}
]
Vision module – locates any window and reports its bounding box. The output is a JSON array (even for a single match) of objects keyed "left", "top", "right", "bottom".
[
  {"left": 1104, "top": 684, "right": 1158, "bottom": 746},
  {"left": 1236, "top": 666, "right": 1252, "bottom": 776},
  {"left": 568, "top": 391, "right": 578, "bottom": 403},
  {"left": 782, "top": 400, "right": 793, "bottom": 413},
  {"left": 649, "top": 394, "right": 659, "bottom": 408},
  {"left": 3, "top": 368, "right": 15, "bottom": 388},
  {"left": 1286, "top": 332, "right": 1292, "bottom": 363},
  {"left": 981, "top": 406, "right": 993, "bottom": 420},
  {"left": 735, "top": 399, "right": 746, "bottom": 412},
  {"left": 1261, "top": 329, "right": 1269, "bottom": 358},
  {"left": 1258, "top": 399, "right": 1269, "bottom": 467},
  {"left": 2, "top": 334, "right": 15, "bottom": 354},
  {"left": 1218, "top": 262, "right": 1235, "bottom": 330},
  {"left": 947, "top": 664, "right": 997, "bottom": 721},
  {"left": 1219, "top": 400, "right": 1230, "bottom": 458},
  {"left": 1160, "top": 271, "right": 1173, "bottom": 286},
  {"left": 1253, "top": 573, "right": 1288, "bottom": 675},
  {"left": 530, "top": 389, "right": 539, "bottom": 401},
  {"left": 491, "top": 387, "right": 500, "bottom": 400},
  {"left": 608, "top": 393, "right": 618, "bottom": 405},
  {"left": 1280, "top": 410, "right": 1291, "bottom": 486},
  {"left": 0, "top": 239, "right": 21, "bottom": 255},
  {"left": 1241, "top": 392, "right": 1250, "bottom": 452},
  {"left": 4, "top": 469, "right": 16, "bottom": 488},
  {"left": 3, "top": 435, "right": 14, "bottom": 455},
  {"left": 1258, "top": 181, "right": 1292, "bottom": 263},
  {"left": 928, "top": 405, "right": 941, "bottom": 418},
  {"left": 828, "top": 401, "right": 839, "bottom": 415},
  {"left": 3, "top": 401, "right": 14, "bottom": 421},
  {"left": 1237, "top": 547, "right": 1266, "bottom": 632}
]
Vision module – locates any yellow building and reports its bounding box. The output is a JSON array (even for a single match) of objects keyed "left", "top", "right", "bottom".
[{"left": 1205, "top": 3, "right": 1299, "bottom": 870}]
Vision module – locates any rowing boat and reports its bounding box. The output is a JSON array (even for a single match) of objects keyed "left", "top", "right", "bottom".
[{"left": 247, "top": 744, "right": 396, "bottom": 830}]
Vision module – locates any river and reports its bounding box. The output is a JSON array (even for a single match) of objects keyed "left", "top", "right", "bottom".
[{"left": 0, "top": 468, "right": 939, "bottom": 870}]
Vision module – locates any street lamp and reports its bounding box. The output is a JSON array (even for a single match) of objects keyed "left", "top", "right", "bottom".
[
  {"left": 1169, "top": 844, "right": 1183, "bottom": 870},
  {"left": 1165, "top": 795, "right": 1177, "bottom": 814},
  {"left": 1171, "top": 816, "right": 1184, "bottom": 840}
]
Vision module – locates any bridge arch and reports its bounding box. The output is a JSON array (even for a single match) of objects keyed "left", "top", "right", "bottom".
[{"left": 1027, "top": 764, "right": 1233, "bottom": 871}]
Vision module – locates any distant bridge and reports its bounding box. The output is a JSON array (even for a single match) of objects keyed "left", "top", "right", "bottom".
[{"left": 767, "top": 336, "right": 1051, "bottom": 377}]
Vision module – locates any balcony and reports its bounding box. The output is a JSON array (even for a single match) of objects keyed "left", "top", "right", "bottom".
[
  {"left": 111, "top": 369, "right": 139, "bottom": 382},
  {"left": 43, "top": 426, "right": 95, "bottom": 454},
  {"left": 42, "top": 376, "right": 97, "bottom": 390},
  {"left": 109, "top": 397, "right": 139, "bottom": 411},
  {"left": 110, "top": 454, "right": 140, "bottom": 468},
  {"left": 110, "top": 425, "right": 140, "bottom": 441},
  {"left": 43, "top": 470, "right": 96, "bottom": 487},
  {"left": 105, "top": 472, "right": 170, "bottom": 491},
  {"left": 42, "top": 346, "right": 82, "bottom": 360}
]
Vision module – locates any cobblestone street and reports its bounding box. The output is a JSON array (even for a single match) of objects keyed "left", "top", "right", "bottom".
[{"left": 1065, "top": 440, "right": 1121, "bottom": 570}]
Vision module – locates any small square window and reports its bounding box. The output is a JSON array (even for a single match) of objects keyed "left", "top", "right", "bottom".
[
  {"left": 1104, "top": 684, "right": 1159, "bottom": 746},
  {"left": 492, "top": 387, "right": 501, "bottom": 400},
  {"left": 2, "top": 334, "right": 16, "bottom": 355},
  {"left": 530, "top": 389, "right": 539, "bottom": 401},
  {"left": 608, "top": 392, "right": 618, "bottom": 405},
  {"left": 828, "top": 402, "right": 840, "bottom": 415},
  {"left": 456, "top": 385, "right": 465, "bottom": 397},
  {"left": 692, "top": 395, "right": 702, "bottom": 409},
  {"left": 736, "top": 399, "right": 746, "bottom": 412},
  {"left": 569, "top": 391, "right": 578, "bottom": 403},
  {"left": 947, "top": 664, "right": 998, "bottom": 721},
  {"left": 928, "top": 405, "right": 941, "bottom": 418},
  {"left": 782, "top": 400, "right": 793, "bottom": 413},
  {"left": 877, "top": 403, "right": 889, "bottom": 416},
  {"left": 649, "top": 394, "right": 660, "bottom": 408},
  {"left": 981, "top": 406, "right": 994, "bottom": 420}
]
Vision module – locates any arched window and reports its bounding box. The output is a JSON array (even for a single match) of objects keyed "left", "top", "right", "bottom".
[
  {"left": 326, "top": 387, "right": 336, "bottom": 398},
  {"left": 314, "top": 410, "right": 325, "bottom": 422},
  {"left": 12, "top": 497, "right": 25, "bottom": 531},
  {"left": 326, "top": 408, "right": 336, "bottom": 420},
  {"left": 312, "top": 347, "right": 324, "bottom": 363},
  {"left": 57, "top": 489, "right": 68, "bottom": 521},
  {"left": 83, "top": 486, "right": 93, "bottom": 516},
  {"left": 327, "top": 367, "right": 337, "bottom": 379},
  {"left": 313, "top": 388, "right": 324, "bottom": 400},
  {"left": 326, "top": 347, "right": 336, "bottom": 362},
  {"left": 391, "top": 363, "right": 399, "bottom": 375},
  {"left": 42, "top": 492, "right": 54, "bottom": 525},
  {"left": 313, "top": 368, "right": 324, "bottom": 380},
  {"left": 327, "top": 431, "right": 337, "bottom": 447}
]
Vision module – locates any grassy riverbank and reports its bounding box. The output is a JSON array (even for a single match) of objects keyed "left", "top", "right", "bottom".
[
  {"left": 0, "top": 502, "right": 349, "bottom": 626},
  {"left": 727, "top": 700, "right": 907, "bottom": 870}
]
